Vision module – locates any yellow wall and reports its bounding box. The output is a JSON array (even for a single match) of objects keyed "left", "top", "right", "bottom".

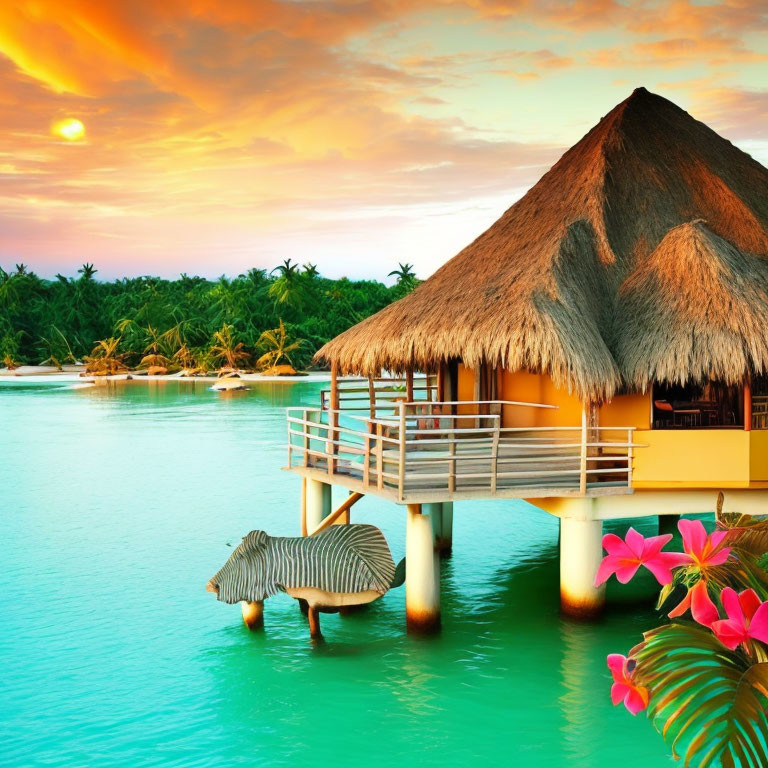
[
  {"left": 749, "top": 431, "right": 768, "bottom": 481},
  {"left": 500, "top": 370, "right": 583, "bottom": 427}
]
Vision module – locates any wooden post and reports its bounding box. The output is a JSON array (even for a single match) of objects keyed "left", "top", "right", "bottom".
[
  {"left": 627, "top": 428, "right": 633, "bottom": 489},
  {"left": 579, "top": 406, "right": 588, "bottom": 495},
  {"left": 241, "top": 600, "right": 264, "bottom": 630},
  {"left": 300, "top": 477, "right": 308, "bottom": 536},
  {"left": 376, "top": 422, "right": 384, "bottom": 491},
  {"left": 406, "top": 367, "right": 414, "bottom": 403},
  {"left": 490, "top": 419, "right": 500, "bottom": 494},
  {"left": 398, "top": 402, "right": 407, "bottom": 502},
  {"left": 745, "top": 377, "right": 752, "bottom": 431},
  {"left": 437, "top": 361, "right": 446, "bottom": 403},
  {"left": 329, "top": 361, "right": 339, "bottom": 474},
  {"left": 406, "top": 504, "right": 440, "bottom": 633},
  {"left": 560, "top": 513, "right": 605, "bottom": 619},
  {"left": 368, "top": 375, "right": 376, "bottom": 419},
  {"left": 448, "top": 436, "right": 456, "bottom": 493}
]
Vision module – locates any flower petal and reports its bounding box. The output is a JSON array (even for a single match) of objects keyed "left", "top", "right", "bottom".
[
  {"left": 691, "top": 580, "right": 719, "bottom": 627},
  {"left": 615, "top": 560, "right": 642, "bottom": 584},
  {"left": 721, "top": 587, "right": 744, "bottom": 624},
  {"left": 708, "top": 529, "right": 729, "bottom": 551},
  {"left": 711, "top": 619, "right": 747, "bottom": 650},
  {"left": 641, "top": 533, "right": 673, "bottom": 557},
  {"left": 668, "top": 589, "right": 691, "bottom": 618},
  {"left": 625, "top": 527, "right": 646, "bottom": 559},
  {"left": 602, "top": 533, "right": 630, "bottom": 556},
  {"left": 679, "top": 519, "right": 707, "bottom": 557},
  {"left": 606, "top": 654, "right": 627, "bottom": 681},
  {"left": 624, "top": 685, "right": 649, "bottom": 715},
  {"left": 705, "top": 546, "right": 731, "bottom": 566},
  {"left": 595, "top": 555, "right": 620, "bottom": 587},
  {"left": 611, "top": 681, "right": 629, "bottom": 706},
  {"left": 642, "top": 557, "right": 676, "bottom": 586},
  {"left": 739, "top": 589, "right": 762, "bottom": 622},
  {"left": 748, "top": 603, "right": 768, "bottom": 644}
]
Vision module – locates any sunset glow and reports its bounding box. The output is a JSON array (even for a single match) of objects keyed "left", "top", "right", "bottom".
[{"left": 0, "top": 1, "right": 766, "bottom": 280}]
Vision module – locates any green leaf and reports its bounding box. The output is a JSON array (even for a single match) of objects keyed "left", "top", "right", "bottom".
[{"left": 633, "top": 623, "right": 768, "bottom": 767}]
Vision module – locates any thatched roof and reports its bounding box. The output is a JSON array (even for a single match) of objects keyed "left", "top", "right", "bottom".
[{"left": 316, "top": 87, "right": 768, "bottom": 400}]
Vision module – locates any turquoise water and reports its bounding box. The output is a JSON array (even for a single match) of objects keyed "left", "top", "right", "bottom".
[{"left": 0, "top": 380, "right": 674, "bottom": 767}]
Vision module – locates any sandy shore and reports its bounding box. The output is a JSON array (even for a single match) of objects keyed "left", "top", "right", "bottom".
[{"left": 0, "top": 365, "right": 331, "bottom": 384}]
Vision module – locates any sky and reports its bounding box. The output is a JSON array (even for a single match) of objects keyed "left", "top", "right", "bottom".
[{"left": 0, "top": 1, "right": 766, "bottom": 282}]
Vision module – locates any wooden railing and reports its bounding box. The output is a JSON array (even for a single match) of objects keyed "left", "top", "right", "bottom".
[
  {"left": 286, "top": 401, "right": 638, "bottom": 502},
  {"left": 320, "top": 376, "right": 437, "bottom": 414}
]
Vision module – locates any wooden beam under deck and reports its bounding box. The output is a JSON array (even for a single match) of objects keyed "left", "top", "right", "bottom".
[{"left": 284, "top": 464, "right": 632, "bottom": 504}]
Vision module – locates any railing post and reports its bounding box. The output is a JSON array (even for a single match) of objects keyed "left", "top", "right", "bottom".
[
  {"left": 579, "top": 406, "right": 588, "bottom": 495},
  {"left": 627, "top": 428, "right": 633, "bottom": 488},
  {"left": 398, "top": 402, "right": 406, "bottom": 501},
  {"left": 448, "top": 431, "right": 456, "bottom": 493},
  {"left": 302, "top": 408, "right": 309, "bottom": 467},
  {"left": 363, "top": 429, "right": 371, "bottom": 487},
  {"left": 376, "top": 422, "right": 384, "bottom": 491},
  {"left": 490, "top": 418, "right": 499, "bottom": 494}
]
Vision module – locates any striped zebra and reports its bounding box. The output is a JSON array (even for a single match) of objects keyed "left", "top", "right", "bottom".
[{"left": 207, "top": 524, "right": 405, "bottom": 638}]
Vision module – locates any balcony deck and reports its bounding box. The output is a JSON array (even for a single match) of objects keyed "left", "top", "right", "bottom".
[{"left": 285, "top": 398, "right": 637, "bottom": 503}]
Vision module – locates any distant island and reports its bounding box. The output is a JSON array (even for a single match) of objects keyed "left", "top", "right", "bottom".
[{"left": 0, "top": 260, "right": 418, "bottom": 374}]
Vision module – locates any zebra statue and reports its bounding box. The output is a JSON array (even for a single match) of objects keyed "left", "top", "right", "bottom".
[{"left": 206, "top": 524, "right": 406, "bottom": 638}]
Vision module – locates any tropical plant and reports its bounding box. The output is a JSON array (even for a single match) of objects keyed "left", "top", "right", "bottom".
[
  {"left": 256, "top": 320, "right": 303, "bottom": 371},
  {"left": 83, "top": 337, "right": 129, "bottom": 375},
  {"left": 209, "top": 323, "right": 250, "bottom": 371},
  {"left": 601, "top": 508, "right": 768, "bottom": 767},
  {"left": 39, "top": 326, "right": 78, "bottom": 369},
  {"left": 77, "top": 263, "right": 97, "bottom": 281},
  {"left": 268, "top": 258, "right": 306, "bottom": 311}
]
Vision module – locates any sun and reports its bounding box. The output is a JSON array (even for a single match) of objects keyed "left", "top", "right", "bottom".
[{"left": 52, "top": 118, "right": 85, "bottom": 141}]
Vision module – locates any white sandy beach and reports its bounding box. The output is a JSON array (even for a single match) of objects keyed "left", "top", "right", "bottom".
[{"left": 0, "top": 365, "right": 331, "bottom": 384}]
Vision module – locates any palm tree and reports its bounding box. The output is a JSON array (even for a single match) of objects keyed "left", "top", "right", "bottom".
[
  {"left": 209, "top": 324, "right": 250, "bottom": 371},
  {"left": 269, "top": 259, "right": 307, "bottom": 311},
  {"left": 83, "top": 337, "right": 129, "bottom": 375},
  {"left": 303, "top": 263, "right": 319, "bottom": 279},
  {"left": 14, "top": 263, "right": 28, "bottom": 276},
  {"left": 388, "top": 262, "right": 416, "bottom": 287},
  {"left": 77, "top": 263, "right": 97, "bottom": 281},
  {"left": 256, "top": 320, "right": 303, "bottom": 371}
]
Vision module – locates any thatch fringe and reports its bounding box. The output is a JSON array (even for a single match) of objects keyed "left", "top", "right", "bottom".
[{"left": 316, "top": 88, "right": 768, "bottom": 400}]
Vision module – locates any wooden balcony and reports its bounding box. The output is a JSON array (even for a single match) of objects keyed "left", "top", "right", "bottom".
[{"left": 285, "top": 400, "right": 637, "bottom": 503}]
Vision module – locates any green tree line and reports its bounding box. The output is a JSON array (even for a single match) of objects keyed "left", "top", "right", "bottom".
[{"left": 0, "top": 260, "right": 418, "bottom": 371}]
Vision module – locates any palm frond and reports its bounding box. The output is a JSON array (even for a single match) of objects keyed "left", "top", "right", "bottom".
[{"left": 632, "top": 622, "right": 768, "bottom": 767}]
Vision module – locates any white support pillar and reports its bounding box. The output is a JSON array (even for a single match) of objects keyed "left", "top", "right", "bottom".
[
  {"left": 560, "top": 514, "right": 605, "bottom": 619},
  {"left": 406, "top": 504, "right": 440, "bottom": 633},
  {"left": 305, "top": 478, "right": 332, "bottom": 533}
]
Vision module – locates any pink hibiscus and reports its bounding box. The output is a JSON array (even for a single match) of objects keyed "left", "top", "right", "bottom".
[
  {"left": 677, "top": 519, "right": 731, "bottom": 569},
  {"left": 711, "top": 588, "right": 768, "bottom": 650},
  {"left": 595, "top": 528, "right": 687, "bottom": 587},
  {"left": 607, "top": 654, "right": 649, "bottom": 715},
  {"left": 667, "top": 579, "right": 719, "bottom": 627}
]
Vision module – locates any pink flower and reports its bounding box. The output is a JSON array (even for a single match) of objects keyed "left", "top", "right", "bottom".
[
  {"left": 678, "top": 519, "right": 730, "bottom": 568},
  {"left": 667, "top": 579, "right": 719, "bottom": 627},
  {"left": 711, "top": 588, "right": 768, "bottom": 650},
  {"left": 595, "top": 528, "right": 687, "bottom": 587},
  {"left": 607, "top": 654, "right": 649, "bottom": 715}
]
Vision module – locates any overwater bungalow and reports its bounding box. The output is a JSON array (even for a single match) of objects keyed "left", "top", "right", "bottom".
[{"left": 285, "top": 87, "right": 768, "bottom": 630}]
